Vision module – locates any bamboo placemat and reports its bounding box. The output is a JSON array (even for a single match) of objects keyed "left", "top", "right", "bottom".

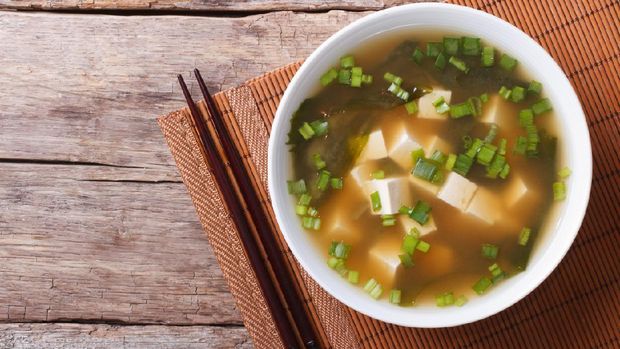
[{"left": 158, "top": 0, "right": 620, "bottom": 347}]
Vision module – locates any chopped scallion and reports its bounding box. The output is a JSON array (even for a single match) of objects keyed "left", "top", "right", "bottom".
[
  {"left": 499, "top": 86, "right": 512, "bottom": 100},
  {"left": 416, "top": 240, "right": 430, "bottom": 253},
  {"left": 402, "top": 234, "right": 419, "bottom": 255},
  {"left": 316, "top": 170, "right": 331, "bottom": 191},
  {"left": 518, "top": 227, "right": 531, "bottom": 246},
  {"left": 513, "top": 136, "right": 527, "bottom": 155},
  {"left": 330, "top": 177, "right": 343, "bottom": 190},
  {"left": 426, "top": 42, "right": 443, "bottom": 57},
  {"left": 337, "top": 69, "right": 351, "bottom": 85},
  {"left": 477, "top": 143, "right": 498, "bottom": 166},
  {"left": 528, "top": 80, "right": 543, "bottom": 95},
  {"left": 558, "top": 167, "right": 572, "bottom": 179},
  {"left": 435, "top": 52, "right": 447, "bottom": 70},
  {"left": 307, "top": 206, "right": 318, "bottom": 217},
  {"left": 453, "top": 154, "right": 474, "bottom": 176},
  {"left": 412, "top": 48, "right": 424, "bottom": 64},
  {"left": 381, "top": 214, "right": 397, "bottom": 227},
  {"left": 327, "top": 256, "right": 341, "bottom": 269},
  {"left": 389, "top": 289, "right": 402, "bottom": 304},
  {"left": 498, "top": 138, "right": 507, "bottom": 156},
  {"left": 481, "top": 243, "right": 499, "bottom": 259},
  {"left": 298, "top": 122, "right": 315, "bottom": 140},
  {"left": 404, "top": 100, "right": 418, "bottom": 115},
  {"left": 465, "top": 138, "right": 484, "bottom": 158},
  {"left": 445, "top": 153, "right": 457, "bottom": 171},
  {"left": 480, "top": 93, "right": 489, "bottom": 103},
  {"left": 372, "top": 170, "right": 385, "bottom": 179},
  {"left": 409, "top": 200, "right": 431, "bottom": 225},
  {"left": 481, "top": 46, "right": 495, "bottom": 67},
  {"left": 295, "top": 205, "right": 308, "bottom": 216},
  {"left": 473, "top": 276, "right": 492, "bottom": 295},
  {"left": 413, "top": 158, "right": 439, "bottom": 182},
  {"left": 320, "top": 68, "right": 338, "bottom": 86},
  {"left": 347, "top": 270, "right": 359, "bottom": 284},
  {"left": 309, "top": 120, "right": 328, "bottom": 136},
  {"left": 443, "top": 37, "right": 460, "bottom": 55},
  {"left": 455, "top": 295, "right": 468, "bottom": 306},
  {"left": 532, "top": 98, "right": 553, "bottom": 115},
  {"left": 484, "top": 123, "right": 499, "bottom": 143},
  {"left": 499, "top": 163, "right": 510, "bottom": 179},
  {"left": 399, "top": 253, "right": 414, "bottom": 268},
  {"left": 361, "top": 74, "right": 373, "bottom": 85},
  {"left": 435, "top": 292, "right": 455, "bottom": 307},
  {"left": 499, "top": 53, "right": 518, "bottom": 71},
  {"left": 486, "top": 154, "right": 506, "bottom": 179},
  {"left": 312, "top": 153, "right": 326, "bottom": 170},
  {"left": 462, "top": 36, "right": 481, "bottom": 56},
  {"left": 383, "top": 72, "right": 403, "bottom": 86},
  {"left": 450, "top": 101, "right": 474, "bottom": 118},
  {"left": 370, "top": 191, "right": 382, "bottom": 212},
  {"left": 331, "top": 241, "right": 351, "bottom": 259},
  {"left": 519, "top": 109, "right": 534, "bottom": 127},
  {"left": 449, "top": 56, "right": 470, "bottom": 73},
  {"left": 553, "top": 181, "right": 566, "bottom": 201},
  {"left": 340, "top": 55, "right": 355, "bottom": 68},
  {"left": 511, "top": 86, "right": 526, "bottom": 103},
  {"left": 287, "top": 179, "right": 307, "bottom": 195},
  {"left": 399, "top": 205, "right": 412, "bottom": 215},
  {"left": 369, "top": 284, "right": 383, "bottom": 299},
  {"left": 298, "top": 193, "right": 312, "bottom": 206},
  {"left": 430, "top": 150, "right": 448, "bottom": 165},
  {"left": 469, "top": 96, "right": 483, "bottom": 116},
  {"left": 411, "top": 148, "right": 425, "bottom": 167}
]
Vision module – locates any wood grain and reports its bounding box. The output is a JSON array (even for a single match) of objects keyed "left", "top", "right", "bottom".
[
  {"left": 0, "top": 323, "right": 252, "bottom": 348},
  {"left": 0, "top": 162, "right": 243, "bottom": 325},
  {"left": 0, "top": 0, "right": 407, "bottom": 12},
  {"left": 0, "top": 10, "right": 365, "bottom": 327}
]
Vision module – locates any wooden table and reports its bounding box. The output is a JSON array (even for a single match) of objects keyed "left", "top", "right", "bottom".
[{"left": 0, "top": 1, "right": 417, "bottom": 347}]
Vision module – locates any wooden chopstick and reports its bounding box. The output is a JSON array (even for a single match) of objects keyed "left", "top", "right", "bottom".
[
  {"left": 177, "top": 75, "right": 300, "bottom": 349},
  {"left": 193, "top": 69, "right": 320, "bottom": 349}
]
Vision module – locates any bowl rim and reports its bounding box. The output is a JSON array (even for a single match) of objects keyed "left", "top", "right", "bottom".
[{"left": 268, "top": 2, "right": 592, "bottom": 327}]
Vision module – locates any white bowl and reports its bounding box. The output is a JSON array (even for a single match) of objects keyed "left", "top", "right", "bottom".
[{"left": 268, "top": 3, "right": 591, "bottom": 327}]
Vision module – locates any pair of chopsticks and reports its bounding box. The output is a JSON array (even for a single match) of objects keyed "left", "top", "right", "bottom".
[{"left": 178, "top": 70, "right": 319, "bottom": 349}]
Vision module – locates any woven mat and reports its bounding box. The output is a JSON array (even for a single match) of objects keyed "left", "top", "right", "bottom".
[{"left": 158, "top": 1, "right": 620, "bottom": 347}]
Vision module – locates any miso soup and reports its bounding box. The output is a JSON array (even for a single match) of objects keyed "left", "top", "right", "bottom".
[{"left": 285, "top": 32, "right": 569, "bottom": 307}]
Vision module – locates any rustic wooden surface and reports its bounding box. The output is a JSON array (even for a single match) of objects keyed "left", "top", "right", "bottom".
[
  {"left": 0, "top": 5, "right": 373, "bottom": 347},
  {"left": 0, "top": 0, "right": 406, "bottom": 11}
]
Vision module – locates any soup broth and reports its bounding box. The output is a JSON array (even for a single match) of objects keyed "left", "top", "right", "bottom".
[{"left": 286, "top": 32, "right": 565, "bottom": 306}]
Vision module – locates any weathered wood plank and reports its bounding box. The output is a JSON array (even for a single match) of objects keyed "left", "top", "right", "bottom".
[
  {"left": 0, "top": 0, "right": 407, "bottom": 12},
  {"left": 0, "top": 323, "right": 252, "bottom": 348},
  {"left": 0, "top": 163, "right": 242, "bottom": 324},
  {"left": 0, "top": 10, "right": 368, "bottom": 326},
  {"left": 0, "top": 10, "right": 367, "bottom": 170}
]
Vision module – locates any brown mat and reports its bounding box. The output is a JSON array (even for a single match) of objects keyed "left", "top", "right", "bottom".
[{"left": 158, "top": 1, "right": 620, "bottom": 348}]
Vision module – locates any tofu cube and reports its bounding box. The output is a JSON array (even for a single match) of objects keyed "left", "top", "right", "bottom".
[
  {"left": 324, "top": 212, "right": 362, "bottom": 245},
  {"left": 417, "top": 89, "right": 452, "bottom": 120},
  {"left": 358, "top": 129, "right": 388, "bottom": 162},
  {"left": 504, "top": 175, "right": 529, "bottom": 207},
  {"left": 437, "top": 173, "right": 478, "bottom": 211},
  {"left": 349, "top": 163, "right": 375, "bottom": 191},
  {"left": 408, "top": 175, "right": 440, "bottom": 195},
  {"left": 398, "top": 214, "right": 437, "bottom": 236},
  {"left": 466, "top": 188, "right": 502, "bottom": 225},
  {"left": 365, "top": 177, "right": 411, "bottom": 215},
  {"left": 368, "top": 237, "right": 402, "bottom": 286},
  {"left": 387, "top": 125, "right": 423, "bottom": 170},
  {"left": 480, "top": 94, "right": 509, "bottom": 124}
]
